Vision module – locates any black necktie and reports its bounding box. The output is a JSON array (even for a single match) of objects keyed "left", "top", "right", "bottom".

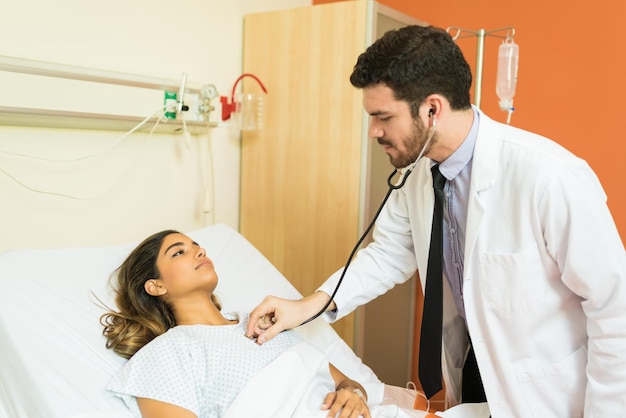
[{"left": 418, "top": 164, "right": 446, "bottom": 399}]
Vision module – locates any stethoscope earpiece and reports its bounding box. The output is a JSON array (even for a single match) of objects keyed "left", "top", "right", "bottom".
[{"left": 428, "top": 108, "right": 437, "bottom": 128}]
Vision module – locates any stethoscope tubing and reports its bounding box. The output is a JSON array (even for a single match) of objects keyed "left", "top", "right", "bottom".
[
  {"left": 300, "top": 124, "right": 435, "bottom": 326},
  {"left": 299, "top": 166, "right": 413, "bottom": 326}
]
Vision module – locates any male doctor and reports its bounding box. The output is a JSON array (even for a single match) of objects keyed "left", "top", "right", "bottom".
[{"left": 246, "top": 25, "right": 626, "bottom": 416}]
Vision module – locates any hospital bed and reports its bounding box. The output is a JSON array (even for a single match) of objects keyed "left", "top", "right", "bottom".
[{"left": 0, "top": 223, "right": 433, "bottom": 418}]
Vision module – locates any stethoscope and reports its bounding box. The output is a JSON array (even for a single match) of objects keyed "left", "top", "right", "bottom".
[{"left": 300, "top": 117, "right": 437, "bottom": 326}]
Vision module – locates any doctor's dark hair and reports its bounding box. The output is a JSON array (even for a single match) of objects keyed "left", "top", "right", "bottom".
[
  {"left": 350, "top": 25, "right": 472, "bottom": 118},
  {"left": 100, "top": 229, "right": 221, "bottom": 359}
]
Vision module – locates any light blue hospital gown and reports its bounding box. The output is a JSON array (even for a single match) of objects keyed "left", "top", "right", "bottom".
[{"left": 105, "top": 312, "right": 303, "bottom": 418}]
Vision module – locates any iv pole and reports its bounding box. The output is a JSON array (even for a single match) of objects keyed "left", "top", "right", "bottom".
[{"left": 446, "top": 26, "right": 516, "bottom": 109}]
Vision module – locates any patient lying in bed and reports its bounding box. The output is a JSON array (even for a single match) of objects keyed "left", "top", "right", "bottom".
[
  {"left": 101, "top": 230, "right": 371, "bottom": 418},
  {"left": 0, "top": 223, "right": 432, "bottom": 417}
]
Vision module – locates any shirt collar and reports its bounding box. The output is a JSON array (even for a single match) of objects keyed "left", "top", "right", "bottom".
[{"left": 436, "top": 107, "right": 479, "bottom": 181}]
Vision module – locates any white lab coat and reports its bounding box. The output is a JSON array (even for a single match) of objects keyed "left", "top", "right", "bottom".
[{"left": 319, "top": 110, "right": 626, "bottom": 417}]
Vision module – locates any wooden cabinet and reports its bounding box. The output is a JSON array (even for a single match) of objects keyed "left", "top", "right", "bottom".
[{"left": 240, "top": 0, "right": 426, "bottom": 386}]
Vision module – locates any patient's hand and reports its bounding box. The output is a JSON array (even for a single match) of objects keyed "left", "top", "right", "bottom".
[
  {"left": 246, "top": 292, "right": 332, "bottom": 344},
  {"left": 321, "top": 387, "right": 371, "bottom": 418},
  {"left": 326, "top": 365, "right": 370, "bottom": 417}
]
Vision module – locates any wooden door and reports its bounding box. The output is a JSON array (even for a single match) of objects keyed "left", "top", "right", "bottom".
[{"left": 240, "top": 1, "right": 368, "bottom": 347}]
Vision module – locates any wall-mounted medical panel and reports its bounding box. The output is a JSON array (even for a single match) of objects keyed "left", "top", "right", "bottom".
[{"left": 0, "top": 55, "right": 216, "bottom": 134}]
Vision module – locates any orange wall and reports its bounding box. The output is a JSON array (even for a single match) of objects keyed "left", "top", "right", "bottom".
[{"left": 315, "top": 0, "right": 626, "bottom": 244}]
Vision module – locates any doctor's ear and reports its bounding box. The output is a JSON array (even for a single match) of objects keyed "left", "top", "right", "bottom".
[
  {"left": 422, "top": 95, "right": 444, "bottom": 119},
  {"left": 144, "top": 279, "right": 167, "bottom": 296}
]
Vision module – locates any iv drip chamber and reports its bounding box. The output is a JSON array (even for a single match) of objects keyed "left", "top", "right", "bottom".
[{"left": 496, "top": 38, "right": 519, "bottom": 111}]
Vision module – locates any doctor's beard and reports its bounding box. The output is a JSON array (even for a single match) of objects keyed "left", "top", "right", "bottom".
[{"left": 379, "top": 117, "right": 434, "bottom": 169}]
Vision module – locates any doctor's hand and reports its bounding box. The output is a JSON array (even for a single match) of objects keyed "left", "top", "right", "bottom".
[{"left": 246, "top": 292, "right": 334, "bottom": 344}]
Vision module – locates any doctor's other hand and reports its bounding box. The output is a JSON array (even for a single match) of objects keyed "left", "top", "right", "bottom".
[{"left": 246, "top": 292, "right": 334, "bottom": 344}]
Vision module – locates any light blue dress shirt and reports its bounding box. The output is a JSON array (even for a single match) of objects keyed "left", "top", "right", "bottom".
[{"left": 434, "top": 109, "right": 479, "bottom": 319}]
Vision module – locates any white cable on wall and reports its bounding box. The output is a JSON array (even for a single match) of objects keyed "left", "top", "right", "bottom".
[
  {"left": 0, "top": 107, "right": 167, "bottom": 199},
  {"left": 0, "top": 105, "right": 168, "bottom": 163}
]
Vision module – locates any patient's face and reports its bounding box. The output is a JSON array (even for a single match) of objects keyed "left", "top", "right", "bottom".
[{"left": 154, "top": 233, "right": 218, "bottom": 299}]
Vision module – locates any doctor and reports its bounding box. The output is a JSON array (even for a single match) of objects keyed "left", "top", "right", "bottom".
[{"left": 246, "top": 25, "right": 626, "bottom": 416}]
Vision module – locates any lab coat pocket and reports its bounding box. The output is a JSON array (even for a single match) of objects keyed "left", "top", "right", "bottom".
[
  {"left": 517, "top": 345, "right": 587, "bottom": 417},
  {"left": 480, "top": 244, "right": 546, "bottom": 314}
]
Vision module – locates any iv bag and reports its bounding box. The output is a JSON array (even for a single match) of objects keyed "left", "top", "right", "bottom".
[{"left": 496, "top": 38, "right": 519, "bottom": 111}]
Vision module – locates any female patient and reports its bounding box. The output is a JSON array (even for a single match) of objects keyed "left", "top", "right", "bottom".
[{"left": 101, "top": 230, "right": 370, "bottom": 418}]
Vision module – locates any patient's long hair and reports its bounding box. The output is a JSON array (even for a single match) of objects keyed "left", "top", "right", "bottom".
[{"left": 100, "top": 230, "right": 221, "bottom": 359}]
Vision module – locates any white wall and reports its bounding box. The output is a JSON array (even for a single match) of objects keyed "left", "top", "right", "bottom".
[{"left": 0, "top": 0, "right": 310, "bottom": 252}]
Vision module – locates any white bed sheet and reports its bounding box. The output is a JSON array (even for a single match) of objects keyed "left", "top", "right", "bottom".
[{"left": 0, "top": 224, "right": 386, "bottom": 418}]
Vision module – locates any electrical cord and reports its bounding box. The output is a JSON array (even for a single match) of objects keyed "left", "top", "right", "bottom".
[
  {"left": 0, "top": 105, "right": 170, "bottom": 199},
  {"left": 0, "top": 104, "right": 169, "bottom": 163},
  {"left": 1, "top": 69, "right": 202, "bottom": 199}
]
